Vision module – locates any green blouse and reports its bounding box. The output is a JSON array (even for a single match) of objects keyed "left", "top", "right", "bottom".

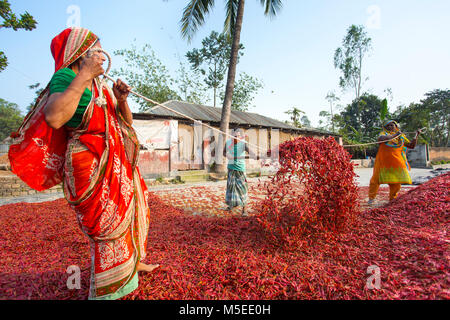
[
  {"left": 226, "top": 139, "right": 246, "bottom": 172},
  {"left": 49, "top": 68, "right": 92, "bottom": 128}
]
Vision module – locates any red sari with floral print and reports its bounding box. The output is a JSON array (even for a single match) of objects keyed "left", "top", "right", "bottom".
[{"left": 8, "top": 27, "right": 150, "bottom": 299}]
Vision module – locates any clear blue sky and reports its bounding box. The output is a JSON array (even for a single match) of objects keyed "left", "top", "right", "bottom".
[{"left": 1, "top": 0, "right": 449, "bottom": 126}]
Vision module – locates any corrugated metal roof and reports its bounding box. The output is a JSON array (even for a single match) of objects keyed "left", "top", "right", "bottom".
[{"left": 134, "top": 100, "right": 339, "bottom": 136}]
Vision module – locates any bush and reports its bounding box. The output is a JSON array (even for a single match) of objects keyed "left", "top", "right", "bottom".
[
  {"left": 256, "top": 137, "right": 359, "bottom": 249},
  {"left": 431, "top": 160, "right": 450, "bottom": 165}
]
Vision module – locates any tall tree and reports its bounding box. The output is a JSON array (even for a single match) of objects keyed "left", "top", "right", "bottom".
[
  {"left": 318, "top": 110, "right": 332, "bottom": 131},
  {"left": 0, "top": 0, "right": 37, "bottom": 72},
  {"left": 325, "top": 91, "right": 340, "bottom": 133},
  {"left": 181, "top": 0, "right": 283, "bottom": 172},
  {"left": 334, "top": 25, "right": 372, "bottom": 101},
  {"left": 186, "top": 31, "right": 243, "bottom": 107},
  {"left": 0, "top": 98, "right": 23, "bottom": 141}
]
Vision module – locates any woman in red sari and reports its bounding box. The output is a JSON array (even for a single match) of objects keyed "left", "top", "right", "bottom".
[{"left": 9, "top": 27, "right": 158, "bottom": 300}]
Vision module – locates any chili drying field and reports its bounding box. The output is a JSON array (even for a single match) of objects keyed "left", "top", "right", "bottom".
[{"left": 0, "top": 173, "right": 448, "bottom": 300}]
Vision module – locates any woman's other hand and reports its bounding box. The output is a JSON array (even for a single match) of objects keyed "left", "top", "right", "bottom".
[{"left": 113, "top": 79, "right": 131, "bottom": 103}]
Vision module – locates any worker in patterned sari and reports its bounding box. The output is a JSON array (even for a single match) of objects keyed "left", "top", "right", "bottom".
[
  {"left": 8, "top": 27, "right": 159, "bottom": 300},
  {"left": 223, "top": 128, "right": 255, "bottom": 216},
  {"left": 368, "top": 120, "right": 421, "bottom": 205}
]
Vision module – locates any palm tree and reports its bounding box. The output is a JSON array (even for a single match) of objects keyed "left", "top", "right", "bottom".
[
  {"left": 181, "top": 0, "right": 283, "bottom": 173},
  {"left": 325, "top": 91, "right": 340, "bottom": 133},
  {"left": 285, "top": 107, "right": 305, "bottom": 128}
]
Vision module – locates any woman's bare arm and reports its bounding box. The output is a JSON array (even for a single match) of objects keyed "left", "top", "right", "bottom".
[
  {"left": 404, "top": 130, "right": 422, "bottom": 149},
  {"left": 44, "top": 54, "right": 105, "bottom": 129},
  {"left": 378, "top": 131, "right": 402, "bottom": 142},
  {"left": 117, "top": 100, "right": 133, "bottom": 125},
  {"left": 404, "top": 139, "right": 417, "bottom": 149},
  {"left": 113, "top": 79, "right": 133, "bottom": 125}
]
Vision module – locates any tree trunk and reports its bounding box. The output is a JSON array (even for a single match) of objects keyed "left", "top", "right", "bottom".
[
  {"left": 213, "top": 63, "right": 217, "bottom": 107},
  {"left": 357, "top": 47, "right": 362, "bottom": 101},
  {"left": 330, "top": 102, "right": 334, "bottom": 133},
  {"left": 216, "top": 0, "right": 245, "bottom": 174}
]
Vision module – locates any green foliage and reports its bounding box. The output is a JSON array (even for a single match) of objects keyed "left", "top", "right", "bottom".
[
  {"left": 300, "top": 115, "right": 311, "bottom": 128},
  {"left": 380, "top": 98, "right": 388, "bottom": 123},
  {"left": 431, "top": 160, "right": 450, "bottom": 165},
  {"left": 335, "top": 93, "right": 387, "bottom": 142},
  {"left": 27, "top": 82, "right": 44, "bottom": 112},
  {"left": 224, "top": 0, "right": 238, "bottom": 39},
  {"left": 0, "top": 51, "right": 6, "bottom": 71},
  {"left": 318, "top": 110, "right": 332, "bottom": 131},
  {"left": 187, "top": 30, "right": 262, "bottom": 110},
  {"left": 112, "top": 43, "right": 180, "bottom": 111},
  {"left": 324, "top": 91, "right": 340, "bottom": 132},
  {"left": 220, "top": 72, "right": 263, "bottom": 111},
  {"left": 0, "top": 0, "right": 37, "bottom": 72},
  {"left": 110, "top": 40, "right": 263, "bottom": 111},
  {"left": 175, "top": 59, "right": 207, "bottom": 105},
  {"left": 186, "top": 31, "right": 243, "bottom": 106},
  {"left": 180, "top": 0, "right": 283, "bottom": 41},
  {"left": 394, "top": 89, "right": 449, "bottom": 147},
  {"left": 334, "top": 25, "right": 372, "bottom": 100},
  {"left": 0, "top": 0, "right": 37, "bottom": 30},
  {"left": 284, "top": 107, "right": 305, "bottom": 128},
  {"left": 0, "top": 98, "right": 23, "bottom": 141},
  {"left": 333, "top": 93, "right": 389, "bottom": 159},
  {"left": 180, "top": 0, "right": 217, "bottom": 42}
]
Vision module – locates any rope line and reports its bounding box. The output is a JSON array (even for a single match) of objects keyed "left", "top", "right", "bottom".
[
  {"left": 90, "top": 48, "right": 425, "bottom": 152},
  {"left": 342, "top": 128, "right": 426, "bottom": 148}
]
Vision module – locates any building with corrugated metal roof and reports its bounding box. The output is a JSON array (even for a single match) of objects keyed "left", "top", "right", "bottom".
[{"left": 132, "top": 100, "right": 342, "bottom": 178}]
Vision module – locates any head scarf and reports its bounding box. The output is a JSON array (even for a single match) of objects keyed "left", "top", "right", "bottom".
[
  {"left": 383, "top": 120, "right": 400, "bottom": 133},
  {"left": 50, "top": 27, "right": 99, "bottom": 72}
]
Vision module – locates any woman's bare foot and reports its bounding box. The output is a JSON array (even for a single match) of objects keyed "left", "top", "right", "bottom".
[{"left": 137, "top": 262, "right": 160, "bottom": 273}]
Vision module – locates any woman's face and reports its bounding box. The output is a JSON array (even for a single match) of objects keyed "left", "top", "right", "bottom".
[
  {"left": 385, "top": 122, "right": 396, "bottom": 132},
  {"left": 88, "top": 41, "right": 105, "bottom": 59},
  {"left": 71, "top": 40, "right": 105, "bottom": 70}
]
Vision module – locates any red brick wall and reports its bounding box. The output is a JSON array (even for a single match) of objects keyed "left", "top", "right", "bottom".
[
  {"left": 138, "top": 150, "right": 169, "bottom": 177},
  {"left": 429, "top": 147, "right": 450, "bottom": 161}
]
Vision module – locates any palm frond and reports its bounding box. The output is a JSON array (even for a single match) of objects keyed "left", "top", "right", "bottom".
[
  {"left": 223, "top": 0, "right": 238, "bottom": 39},
  {"left": 180, "top": 0, "right": 216, "bottom": 42},
  {"left": 259, "top": 0, "right": 283, "bottom": 19}
]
